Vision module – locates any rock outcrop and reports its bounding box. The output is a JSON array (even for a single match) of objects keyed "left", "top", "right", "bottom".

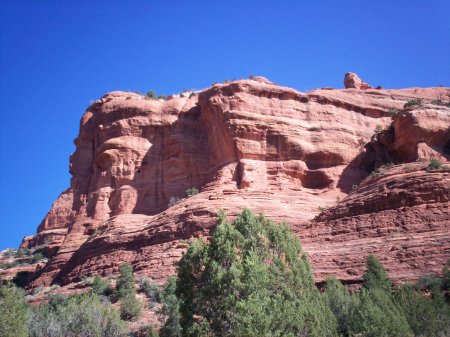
[
  {"left": 306, "top": 161, "right": 449, "bottom": 284},
  {"left": 344, "top": 72, "right": 373, "bottom": 90},
  {"left": 14, "top": 74, "right": 449, "bottom": 289}
]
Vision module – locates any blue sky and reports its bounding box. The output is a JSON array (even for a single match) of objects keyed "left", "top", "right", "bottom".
[{"left": 0, "top": 0, "right": 449, "bottom": 250}]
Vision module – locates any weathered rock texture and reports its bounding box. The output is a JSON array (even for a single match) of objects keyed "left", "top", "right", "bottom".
[
  {"left": 307, "top": 162, "right": 449, "bottom": 284},
  {"left": 18, "top": 74, "right": 449, "bottom": 288},
  {"left": 344, "top": 72, "right": 373, "bottom": 90}
]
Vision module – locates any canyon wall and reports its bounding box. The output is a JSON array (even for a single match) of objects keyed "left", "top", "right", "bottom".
[{"left": 15, "top": 74, "right": 449, "bottom": 288}]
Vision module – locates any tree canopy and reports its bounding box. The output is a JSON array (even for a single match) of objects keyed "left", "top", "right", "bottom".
[
  {"left": 0, "top": 284, "right": 29, "bottom": 337},
  {"left": 362, "top": 255, "right": 391, "bottom": 291},
  {"left": 174, "top": 208, "right": 338, "bottom": 337}
]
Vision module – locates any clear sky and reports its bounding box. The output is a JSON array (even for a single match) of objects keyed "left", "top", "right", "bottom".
[{"left": 0, "top": 0, "right": 449, "bottom": 250}]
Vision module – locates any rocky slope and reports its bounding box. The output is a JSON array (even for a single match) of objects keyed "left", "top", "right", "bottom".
[{"left": 4, "top": 73, "right": 448, "bottom": 290}]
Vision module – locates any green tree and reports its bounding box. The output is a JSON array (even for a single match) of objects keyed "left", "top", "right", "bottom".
[
  {"left": 404, "top": 98, "right": 422, "bottom": 108},
  {"left": 0, "top": 284, "right": 29, "bottom": 337},
  {"left": 185, "top": 187, "right": 199, "bottom": 197},
  {"left": 12, "top": 271, "right": 33, "bottom": 288},
  {"left": 349, "top": 288, "right": 412, "bottom": 337},
  {"left": 427, "top": 158, "right": 443, "bottom": 170},
  {"left": 142, "top": 325, "right": 160, "bottom": 337},
  {"left": 91, "top": 275, "right": 113, "bottom": 296},
  {"left": 141, "top": 278, "right": 161, "bottom": 305},
  {"left": 349, "top": 255, "right": 412, "bottom": 337},
  {"left": 160, "top": 277, "right": 182, "bottom": 337},
  {"left": 395, "top": 284, "right": 450, "bottom": 337},
  {"left": 146, "top": 90, "right": 157, "bottom": 99},
  {"left": 442, "top": 260, "right": 450, "bottom": 291},
  {"left": 28, "top": 293, "right": 128, "bottom": 337},
  {"left": 116, "top": 263, "right": 136, "bottom": 299},
  {"left": 114, "top": 264, "right": 142, "bottom": 321},
  {"left": 175, "top": 209, "right": 338, "bottom": 337},
  {"left": 323, "top": 277, "right": 358, "bottom": 336},
  {"left": 120, "top": 293, "right": 142, "bottom": 321},
  {"left": 363, "top": 255, "right": 391, "bottom": 291},
  {"left": 429, "top": 286, "right": 450, "bottom": 335}
]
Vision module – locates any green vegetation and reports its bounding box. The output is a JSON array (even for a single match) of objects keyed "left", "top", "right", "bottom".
[
  {"left": 0, "top": 246, "right": 47, "bottom": 270},
  {"left": 145, "top": 90, "right": 167, "bottom": 100},
  {"left": 0, "top": 284, "right": 29, "bottom": 337},
  {"left": 120, "top": 293, "right": 142, "bottom": 321},
  {"left": 1, "top": 209, "right": 450, "bottom": 336},
  {"left": 145, "top": 90, "right": 157, "bottom": 99},
  {"left": 322, "top": 255, "right": 450, "bottom": 337},
  {"left": 30, "top": 252, "right": 45, "bottom": 263},
  {"left": 116, "top": 263, "right": 136, "bottom": 299},
  {"left": 168, "top": 187, "right": 199, "bottom": 208},
  {"left": 0, "top": 283, "right": 128, "bottom": 337},
  {"left": 141, "top": 278, "right": 161, "bottom": 307},
  {"left": 431, "top": 99, "right": 444, "bottom": 105},
  {"left": 326, "top": 255, "right": 450, "bottom": 337},
  {"left": 31, "top": 286, "right": 44, "bottom": 296},
  {"left": 28, "top": 293, "right": 128, "bottom": 336},
  {"left": 379, "top": 162, "right": 394, "bottom": 169},
  {"left": 415, "top": 274, "right": 442, "bottom": 291},
  {"left": 12, "top": 271, "right": 33, "bottom": 288},
  {"left": 363, "top": 254, "right": 391, "bottom": 291},
  {"left": 370, "top": 170, "right": 382, "bottom": 178},
  {"left": 387, "top": 107, "right": 399, "bottom": 116},
  {"left": 443, "top": 260, "right": 450, "bottom": 291},
  {"left": 156, "top": 210, "right": 450, "bottom": 337},
  {"left": 14, "top": 248, "right": 32, "bottom": 257},
  {"left": 80, "top": 275, "right": 95, "bottom": 286},
  {"left": 114, "top": 263, "right": 142, "bottom": 321},
  {"left": 173, "top": 209, "right": 338, "bottom": 336},
  {"left": 404, "top": 98, "right": 423, "bottom": 108},
  {"left": 347, "top": 255, "right": 412, "bottom": 336},
  {"left": 323, "top": 277, "right": 358, "bottom": 336},
  {"left": 185, "top": 187, "right": 199, "bottom": 197},
  {"left": 375, "top": 124, "right": 383, "bottom": 132},
  {"left": 351, "top": 184, "right": 358, "bottom": 191},
  {"left": 430, "top": 99, "right": 450, "bottom": 107},
  {"left": 427, "top": 158, "right": 443, "bottom": 171},
  {"left": 91, "top": 275, "right": 113, "bottom": 296},
  {"left": 106, "top": 263, "right": 142, "bottom": 321},
  {"left": 160, "top": 277, "right": 182, "bottom": 337},
  {"left": 140, "top": 325, "right": 160, "bottom": 337},
  {"left": 349, "top": 287, "right": 412, "bottom": 337},
  {"left": 0, "top": 260, "right": 21, "bottom": 269},
  {"left": 2, "top": 249, "right": 16, "bottom": 258},
  {"left": 324, "top": 256, "right": 411, "bottom": 337},
  {"left": 394, "top": 284, "right": 450, "bottom": 336}
]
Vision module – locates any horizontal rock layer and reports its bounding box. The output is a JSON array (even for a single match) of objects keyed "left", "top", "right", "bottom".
[
  {"left": 305, "top": 162, "right": 449, "bottom": 284},
  {"left": 19, "top": 76, "right": 449, "bottom": 288}
]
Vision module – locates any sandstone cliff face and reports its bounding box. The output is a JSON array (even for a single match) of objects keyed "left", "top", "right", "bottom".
[
  {"left": 20, "top": 75, "right": 449, "bottom": 288},
  {"left": 306, "top": 162, "right": 449, "bottom": 284}
]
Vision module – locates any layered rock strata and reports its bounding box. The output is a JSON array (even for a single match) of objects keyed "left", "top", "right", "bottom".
[{"left": 17, "top": 75, "right": 449, "bottom": 288}]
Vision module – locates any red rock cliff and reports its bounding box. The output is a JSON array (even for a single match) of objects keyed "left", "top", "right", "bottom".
[{"left": 21, "top": 75, "right": 449, "bottom": 288}]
